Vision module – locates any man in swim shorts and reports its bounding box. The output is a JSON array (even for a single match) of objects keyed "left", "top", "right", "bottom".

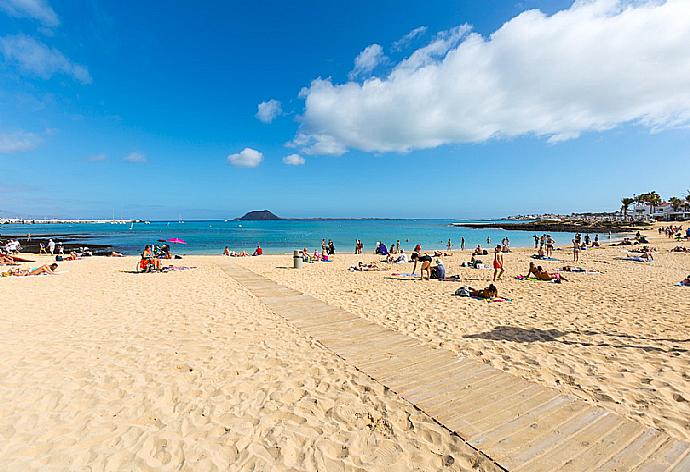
[{"left": 493, "top": 245, "right": 504, "bottom": 281}]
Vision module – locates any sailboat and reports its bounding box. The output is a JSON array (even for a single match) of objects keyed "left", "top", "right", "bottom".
[{"left": 178, "top": 214, "right": 184, "bottom": 224}]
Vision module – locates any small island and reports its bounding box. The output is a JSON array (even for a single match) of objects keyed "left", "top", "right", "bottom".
[{"left": 236, "top": 210, "right": 282, "bottom": 221}]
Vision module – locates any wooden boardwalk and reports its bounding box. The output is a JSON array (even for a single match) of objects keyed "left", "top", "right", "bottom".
[{"left": 221, "top": 263, "right": 690, "bottom": 471}]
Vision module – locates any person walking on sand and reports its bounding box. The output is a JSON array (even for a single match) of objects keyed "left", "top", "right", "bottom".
[
  {"left": 461, "top": 237, "right": 465, "bottom": 251},
  {"left": 546, "top": 235, "right": 554, "bottom": 257},
  {"left": 534, "top": 235, "right": 539, "bottom": 249},
  {"left": 572, "top": 239, "right": 580, "bottom": 262},
  {"left": 447, "top": 239, "right": 452, "bottom": 252},
  {"left": 493, "top": 245, "right": 504, "bottom": 281},
  {"left": 47, "top": 239, "right": 55, "bottom": 254},
  {"left": 396, "top": 240, "right": 400, "bottom": 253}
]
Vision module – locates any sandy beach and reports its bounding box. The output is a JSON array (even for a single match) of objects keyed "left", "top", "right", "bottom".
[
  {"left": 1, "top": 223, "right": 688, "bottom": 469},
  {"left": 0, "top": 252, "right": 497, "bottom": 470}
]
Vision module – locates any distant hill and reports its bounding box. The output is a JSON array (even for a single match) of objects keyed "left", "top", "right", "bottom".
[{"left": 237, "top": 210, "right": 282, "bottom": 221}]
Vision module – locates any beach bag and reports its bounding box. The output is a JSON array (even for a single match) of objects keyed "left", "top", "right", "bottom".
[{"left": 454, "top": 286, "right": 471, "bottom": 297}]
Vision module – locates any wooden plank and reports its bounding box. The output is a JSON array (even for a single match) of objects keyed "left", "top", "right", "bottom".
[
  {"left": 467, "top": 397, "right": 588, "bottom": 459},
  {"left": 596, "top": 428, "right": 669, "bottom": 471},
  {"left": 636, "top": 439, "right": 690, "bottom": 472},
  {"left": 467, "top": 388, "right": 558, "bottom": 438},
  {"left": 517, "top": 413, "right": 637, "bottom": 472},
  {"left": 557, "top": 420, "right": 646, "bottom": 472},
  {"left": 440, "top": 383, "right": 545, "bottom": 436},
  {"left": 402, "top": 365, "right": 501, "bottom": 404},
  {"left": 421, "top": 373, "right": 524, "bottom": 423},
  {"left": 504, "top": 409, "right": 612, "bottom": 470}
]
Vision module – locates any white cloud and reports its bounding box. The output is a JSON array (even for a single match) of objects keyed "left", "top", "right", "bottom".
[
  {"left": 295, "top": 0, "right": 690, "bottom": 155},
  {"left": 392, "top": 26, "right": 428, "bottom": 51},
  {"left": 283, "top": 153, "right": 305, "bottom": 166},
  {"left": 88, "top": 153, "right": 107, "bottom": 162},
  {"left": 0, "top": 0, "right": 59, "bottom": 27},
  {"left": 0, "top": 34, "right": 91, "bottom": 83},
  {"left": 0, "top": 130, "right": 41, "bottom": 153},
  {"left": 255, "top": 99, "right": 282, "bottom": 123},
  {"left": 227, "top": 147, "right": 263, "bottom": 168},
  {"left": 124, "top": 152, "right": 146, "bottom": 163},
  {"left": 349, "top": 43, "right": 385, "bottom": 80}
]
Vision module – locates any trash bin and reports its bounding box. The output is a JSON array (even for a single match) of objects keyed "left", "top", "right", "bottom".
[{"left": 293, "top": 250, "right": 303, "bottom": 269}]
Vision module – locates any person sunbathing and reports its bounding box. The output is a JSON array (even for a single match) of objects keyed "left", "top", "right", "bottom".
[
  {"left": 350, "top": 262, "right": 381, "bottom": 271},
  {"left": 472, "top": 245, "right": 483, "bottom": 256},
  {"left": 4, "top": 263, "right": 59, "bottom": 277},
  {"left": 469, "top": 284, "right": 498, "bottom": 299},
  {"left": 671, "top": 246, "right": 688, "bottom": 253},
  {"left": 680, "top": 275, "right": 690, "bottom": 287},
  {"left": 524, "top": 262, "right": 567, "bottom": 281},
  {"left": 62, "top": 251, "right": 80, "bottom": 261},
  {"left": 0, "top": 253, "right": 19, "bottom": 265}
]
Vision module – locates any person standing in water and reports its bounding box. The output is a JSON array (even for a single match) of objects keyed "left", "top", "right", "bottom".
[
  {"left": 447, "top": 239, "right": 452, "bottom": 252},
  {"left": 493, "top": 245, "right": 504, "bottom": 281},
  {"left": 460, "top": 237, "right": 465, "bottom": 251}
]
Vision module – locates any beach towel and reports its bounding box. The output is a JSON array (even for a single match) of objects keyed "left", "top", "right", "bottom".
[
  {"left": 558, "top": 267, "right": 600, "bottom": 274},
  {"left": 531, "top": 255, "right": 560, "bottom": 261},
  {"left": 472, "top": 296, "right": 512, "bottom": 303},
  {"left": 675, "top": 282, "right": 689, "bottom": 287},
  {"left": 161, "top": 266, "right": 196, "bottom": 272},
  {"left": 615, "top": 257, "right": 650, "bottom": 263},
  {"left": 391, "top": 273, "right": 418, "bottom": 277},
  {"left": 514, "top": 275, "right": 561, "bottom": 283}
]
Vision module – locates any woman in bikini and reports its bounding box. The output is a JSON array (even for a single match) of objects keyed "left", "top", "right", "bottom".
[
  {"left": 470, "top": 284, "right": 498, "bottom": 299},
  {"left": 411, "top": 253, "right": 433, "bottom": 280}
]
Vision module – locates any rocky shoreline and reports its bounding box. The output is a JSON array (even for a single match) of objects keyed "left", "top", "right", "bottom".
[
  {"left": 0, "top": 234, "right": 114, "bottom": 254},
  {"left": 450, "top": 220, "right": 650, "bottom": 233}
]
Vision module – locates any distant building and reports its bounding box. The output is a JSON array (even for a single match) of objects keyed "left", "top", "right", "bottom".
[{"left": 629, "top": 202, "right": 689, "bottom": 221}]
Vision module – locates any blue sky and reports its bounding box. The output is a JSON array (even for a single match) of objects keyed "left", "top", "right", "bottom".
[{"left": 1, "top": 0, "right": 689, "bottom": 219}]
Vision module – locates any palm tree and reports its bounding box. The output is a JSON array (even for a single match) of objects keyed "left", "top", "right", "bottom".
[
  {"left": 669, "top": 197, "right": 683, "bottom": 211},
  {"left": 647, "top": 191, "right": 662, "bottom": 218},
  {"left": 621, "top": 197, "right": 634, "bottom": 220}
]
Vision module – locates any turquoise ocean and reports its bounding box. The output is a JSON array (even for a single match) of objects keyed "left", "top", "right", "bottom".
[{"left": 1, "top": 219, "right": 620, "bottom": 255}]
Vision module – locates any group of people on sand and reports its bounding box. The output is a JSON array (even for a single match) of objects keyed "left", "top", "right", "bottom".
[
  {"left": 222, "top": 243, "right": 262, "bottom": 257},
  {"left": 659, "top": 225, "right": 688, "bottom": 240}
]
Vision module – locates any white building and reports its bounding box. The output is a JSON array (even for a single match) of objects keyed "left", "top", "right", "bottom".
[{"left": 629, "top": 202, "right": 689, "bottom": 221}]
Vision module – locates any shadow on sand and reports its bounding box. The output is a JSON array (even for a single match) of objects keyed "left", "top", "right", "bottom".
[{"left": 464, "top": 326, "right": 688, "bottom": 353}]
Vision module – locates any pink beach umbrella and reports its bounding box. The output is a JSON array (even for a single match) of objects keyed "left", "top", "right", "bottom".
[{"left": 166, "top": 237, "right": 187, "bottom": 245}]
